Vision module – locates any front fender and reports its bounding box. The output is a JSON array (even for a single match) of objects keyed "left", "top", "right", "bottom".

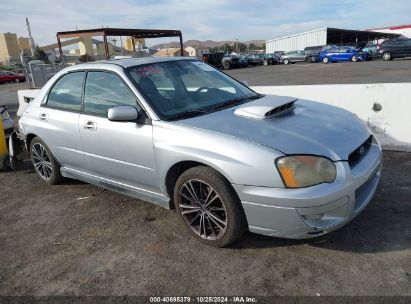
[{"left": 153, "top": 121, "right": 285, "bottom": 194}]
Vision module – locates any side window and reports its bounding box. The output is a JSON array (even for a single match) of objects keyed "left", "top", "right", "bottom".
[
  {"left": 84, "top": 72, "right": 137, "bottom": 116},
  {"left": 47, "top": 72, "right": 84, "bottom": 111},
  {"left": 405, "top": 40, "right": 411, "bottom": 46}
]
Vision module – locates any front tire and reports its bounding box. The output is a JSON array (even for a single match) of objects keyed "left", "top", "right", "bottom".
[
  {"left": 283, "top": 59, "right": 289, "bottom": 65},
  {"left": 223, "top": 61, "right": 230, "bottom": 70},
  {"left": 15, "top": 78, "right": 20, "bottom": 83},
  {"left": 351, "top": 55, "right": 359, "bottom": 62},
  {"left": 322, "top": 57, "right": 329, "bottom": 64},
  {"left": 263, "top": 59, "right": 268, "bottom": 66},
  {"left": 174, "top": 166, "right": 246, "bottom": 247},
  {"left": 382, "top": 52, "right": 392, "bottom": 61},
  {"left": 30, "top": 137, "right": 63, "bottom": 184}
]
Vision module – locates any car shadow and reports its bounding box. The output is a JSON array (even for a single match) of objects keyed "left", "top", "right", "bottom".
[{"left": 9, "top": 159, "right": 86, "bottom": 185}]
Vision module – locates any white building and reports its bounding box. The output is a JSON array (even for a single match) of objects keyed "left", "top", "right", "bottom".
[
  {"left": 266, "top": 28, "right": 328, "bottom": 53},
  {"left": 266, "top": 27, "right": 399, "bottom": 53},
  {"left": 185, "top": 46, "right": 209, "bottom": 57}
]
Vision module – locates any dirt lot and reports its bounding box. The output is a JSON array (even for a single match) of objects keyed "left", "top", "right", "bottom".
[{"left": 0, "top": 151, "right": 410, "bottom": 296}]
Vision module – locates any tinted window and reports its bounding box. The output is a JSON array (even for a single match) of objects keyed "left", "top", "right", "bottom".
[
  {"left": 84, "top": 72, "right": 137, "bottom": 116},
  {"left": 47, "top": 72, "right": 84, "bottom": 111},
  {"left": 405, "top": 39, "right": 411, "bottom": 46}
]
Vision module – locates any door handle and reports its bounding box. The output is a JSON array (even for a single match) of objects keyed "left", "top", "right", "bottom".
[
  {"left": 39, "top": 113, "right": 48, "bottom": 121},
  {"left": 83, "top": 121, "right": 97, "bottom": 131}
]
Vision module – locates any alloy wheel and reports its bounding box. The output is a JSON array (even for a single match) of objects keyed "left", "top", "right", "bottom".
[
  {"left": 31, "top": 143, "right": 53, "bottom": 180},
  {"left": 382, "top": 52, "right": 391, "bottom": 61},
  {"left": 178, "top": 179, "right": 227, "bottom": 240}
]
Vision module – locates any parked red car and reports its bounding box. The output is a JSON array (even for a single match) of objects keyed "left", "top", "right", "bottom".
[{"left": 0, "top": 71, "right": 26, "bottom": 84}]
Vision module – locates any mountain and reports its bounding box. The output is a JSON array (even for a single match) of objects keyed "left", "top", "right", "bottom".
[{"left": 149, "top": 39, "right": 266, "bottom": 49}]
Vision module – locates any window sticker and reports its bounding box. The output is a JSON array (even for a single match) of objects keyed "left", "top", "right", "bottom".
[{"left": 133, "top": 65, "right": 162, "bottom": 77}]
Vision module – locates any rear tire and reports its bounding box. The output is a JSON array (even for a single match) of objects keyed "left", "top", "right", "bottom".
[
  {"left": 283, "top": 59, "right": 289, "bottom": 64},
  {"left": 351, "top": 55, "right": 359, "bottom": 62},
  {"left": 263, "top": 59, "right": 268, "bottom": 66},
  {"left": 223, "top": 61, "right": 230, "bottom": 70},
  {"left": 30, "top": 137, "right": 63, "bottom": 185},
  {"left": 174, "top": 166, "right": 246, "bottom": 247},
  {"left": 15, "top": 78, "right": 20, "bottom": 83},
  {"left": 382, "top": 52, "right": 392, "bottom": 61}
]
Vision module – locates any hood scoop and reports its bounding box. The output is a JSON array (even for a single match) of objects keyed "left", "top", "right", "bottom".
[{"left": 234, "top": 95, "right": 298, "bottom": 119}]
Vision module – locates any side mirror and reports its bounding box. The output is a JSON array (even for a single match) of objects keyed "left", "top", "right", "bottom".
[
  {"left": 241, "top": 80, "right": 249, "bottom": 87},
  {"left": 108, "top": 106, "right": 139, "bottom": 122}
]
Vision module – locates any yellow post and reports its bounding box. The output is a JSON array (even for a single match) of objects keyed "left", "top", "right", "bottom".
[{"left": 0, "top": 117, "right": 8, "bottom": 158}]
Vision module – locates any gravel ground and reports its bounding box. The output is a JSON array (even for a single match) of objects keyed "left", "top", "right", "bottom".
[{"left": 0, "top": 151, "right": 410, "bottom": 296}]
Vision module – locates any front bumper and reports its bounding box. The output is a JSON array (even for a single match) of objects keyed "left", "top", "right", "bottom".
[{"left": 233, "top": 141, "right": 382, "bottom": 239}]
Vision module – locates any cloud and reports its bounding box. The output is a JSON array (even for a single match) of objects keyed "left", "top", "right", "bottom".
[{"left": 0, "top": 0, "right": 410, "bottom": 46}]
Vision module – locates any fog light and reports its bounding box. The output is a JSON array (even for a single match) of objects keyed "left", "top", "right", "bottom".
[{"left": 302, "top": 213, "right": 324, "bottom": 221}]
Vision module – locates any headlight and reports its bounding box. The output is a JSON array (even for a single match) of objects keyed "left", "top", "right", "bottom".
[{"left": 276, "top": 155, "right": 336, "bottom": 188}]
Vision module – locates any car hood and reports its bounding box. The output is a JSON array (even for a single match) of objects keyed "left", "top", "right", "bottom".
[{"left": 174, "top": 95, "right": 370, "bottom": 161}]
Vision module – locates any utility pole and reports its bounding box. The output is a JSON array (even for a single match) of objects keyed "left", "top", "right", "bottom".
[{"left": 26, "top": 17, "right": 36, "bottom": 55}]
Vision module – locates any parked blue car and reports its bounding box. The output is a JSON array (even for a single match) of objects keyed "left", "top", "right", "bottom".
[{"left": 319, "top": 47, "right": 367, "bottom": 63}]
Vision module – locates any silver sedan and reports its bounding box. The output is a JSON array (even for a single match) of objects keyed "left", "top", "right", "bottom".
[{"left": 18, "top": 57, "right": 382, "bottom": 247}]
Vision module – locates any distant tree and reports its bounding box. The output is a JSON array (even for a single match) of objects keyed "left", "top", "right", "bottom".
[
  {"left": 32, "top": 46, "right": 49, "bottom": 63},
  {"left": 78, "top": 53, "right": 95, "bottom": 63}
]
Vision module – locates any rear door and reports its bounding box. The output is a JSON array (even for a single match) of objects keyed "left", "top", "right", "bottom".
[
  {"left": 79, "top": 70, "right": 158, "bottom": 192},
  {"left": 296, "top": 51, "right": 306, "bottom": 62},
  {"left": 36, "top": 72, "right": 86, "bottom": 170},
  {"left": 328, "top": 48, "right": 338, "bottom": 61},
  {"left": 388, "top": 40, "right": 405, "bottom": 57}
]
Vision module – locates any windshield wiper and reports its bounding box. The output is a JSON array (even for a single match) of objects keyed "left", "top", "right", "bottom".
[
  {"left": 166, "top": 94, "right": 262, "bottom": 121},
  {"left": 209, "top": 94, "right": 262, "bottom": 111},
  {"left": 166, "top": 109, "right": 209, "bottom": 121}
]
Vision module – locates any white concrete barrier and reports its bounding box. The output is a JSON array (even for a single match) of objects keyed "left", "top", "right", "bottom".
[
  {"left": 252, "top": 83, "right": 411, "bottom": 152},
  {"left": 18, "top": 83, "right": 410, "bottom": 151}
]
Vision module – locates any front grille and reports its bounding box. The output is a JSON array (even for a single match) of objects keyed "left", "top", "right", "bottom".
[{"left": 348, "top": 135, "right": 373, "bottom": 167}]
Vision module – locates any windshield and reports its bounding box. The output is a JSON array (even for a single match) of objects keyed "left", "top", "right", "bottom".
[{"left": 126, "top": 60, "right": 259, "bottom": 120}]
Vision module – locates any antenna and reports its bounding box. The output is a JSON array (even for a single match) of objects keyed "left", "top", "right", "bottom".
[{"left": 26, "top": 17, "right": 36, "bottom": 54}]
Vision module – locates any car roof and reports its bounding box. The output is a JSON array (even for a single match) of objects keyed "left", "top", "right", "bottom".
[{"left": 86, "top": 56, "right": 197, "bottom": 69}]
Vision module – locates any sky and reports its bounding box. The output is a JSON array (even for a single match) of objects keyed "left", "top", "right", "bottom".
[{"left": 1, "top": 0, "right": 410, "bottom": 47}]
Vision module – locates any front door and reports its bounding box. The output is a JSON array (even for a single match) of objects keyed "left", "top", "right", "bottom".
[{"left": 79, "top": 71, "right": 158, "bottom": 192}]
